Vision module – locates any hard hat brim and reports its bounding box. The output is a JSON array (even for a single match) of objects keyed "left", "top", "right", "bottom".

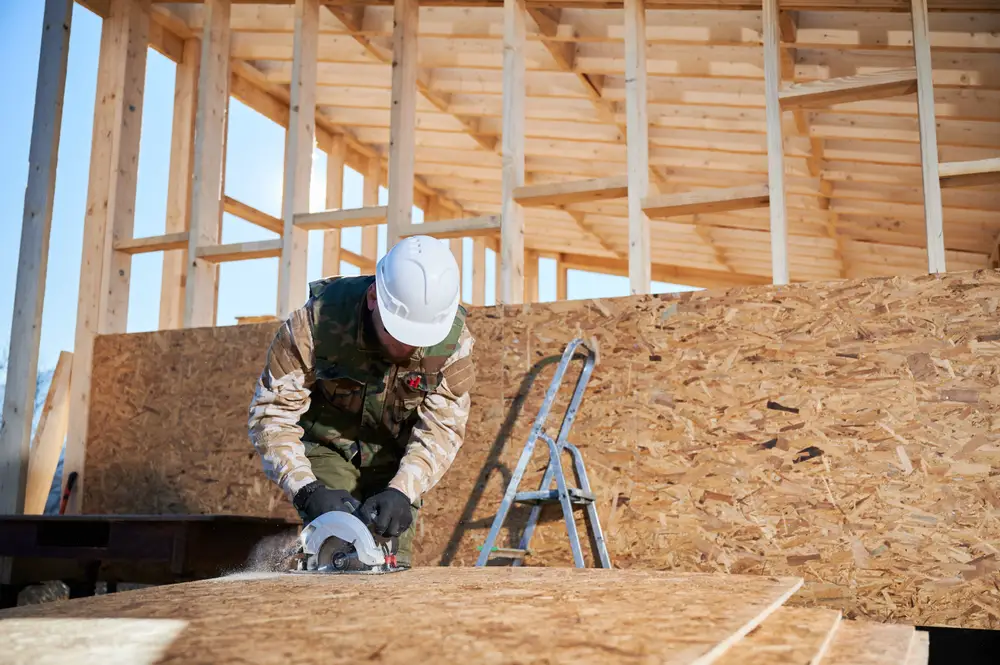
[{"left": 376, "top": 283, "right": 459, "bottom": 348}]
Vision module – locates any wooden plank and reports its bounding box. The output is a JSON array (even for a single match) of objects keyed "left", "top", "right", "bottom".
[
  {"left": 0, "top": 0, "right": 73, "bottom": 518},
  {"left": 823, "top": 621, "right": 916, "bottom": 665},
  {"left": 160, "top": 37, "right": 199, "bottom": 331},
  {"left": 763, "top": 0, "right": 789, "bottom": 286},
  {"left": 501, "top": 0, "right": 526, "bottom": 305},
  {"left": 184, "top": 0, "right": 230, "bottom": 327},
  {"left": 386, "top": 0, "right": 418, "bottom": 249},
  {"left": 713, "top": 607, "right": 842, "bottom": 665},
  {"left": 625, "top": 0, "right": 651, "bottom": 296},
  {"left": 323, "top": 133, "right": 346, "bottom": 276},
  {"left": 294, "top": 206, "right": 387, "bottom": 231},
  {"left": 513, "top": 176, "right": 629, "bottom": 207},
  {"left": 223, "top": 196, "right": 282, "bottom": 234},
  {"left": 362, "top": 157, "right": 380, "bottom": 260},
  {"left": 939, "top": 157, "right": 1000, "bottom": 188},
  {"left": 556, "top": 258, "right": 568, "bottom": 300},
  {"left": 780, "top": 68, "right": 919, "bottom": 109},
  {"left": 472, "top": 237, "right": 487, "bottom": 305},
  {"left": 196, "top": 240, "right": 284, "bottom": 263},
  {"left": 114, "top": 232, "right": 191, "bottom": 254},
  {"left": 0, "top": 569, "right": 805, "bottom": 665},
  {"left": 399, "top": 216, "right": 501, "bottom": 240},
  {"left": 643, "top": 185, "right": 770, "bottom": 218},
  {"left": 524, "top": 249, "right": 539, "bottom": 302},
  {"left": 24, "top": 351, "right": 72, "bottom": 515},
  {"left": 341, "top": 248, "right": 376, "bottom": 272},
  {"left": 907, "top": 631, "right": 930, "bottom": 665},
  {"left": 559, "top": 252, "right": 771, "bottom": 289},
  {"left": 990, "top": 232, "right": 1000, "bottom": 270},
  {"left": 277, "top": 0, "right": 319, "bottom": 319},
  {"left": 911, "top": 0, "right": 946, "bottom": 274}
]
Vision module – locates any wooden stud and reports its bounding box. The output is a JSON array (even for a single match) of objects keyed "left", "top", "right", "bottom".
[
  {"left": 911, "top": 0, "right": 946, "bottom": 274},
  {"left": 197, "top": 240, "right": 284, "bottom": 263},
  {"left": 0, "top": 0, "right": 73, "bottom": 518},
  {"left": 295, "top": 206, "right": 387, "bottom": 231},
  {"left": 115, "top": 232, "right": 191, "bottom": 254},
  {"left": 386, "top": 0, "right": 418, "bottom": 250},
  {"left": 501, "top": 0, "right": 526, "bottom": 305},
  {"left": 472, "top": 238, "right": 487, "bottom": 306},
  {"left": 514, "top": 176, "right": 629, "bottom": 207},
  {"left": 557, "top": 258, "right": 568, "bottom": 301},
  {"left": 525, "top": 250, "right": 539, "bottom": 303},
  {"left": 624, "top": 0, "right": 651, "bottom": 295},
  {"left": 939, "top": 158, "right": 1000, "bottom": 188},
  {"left": 763, "top": 0, "right": 789, "bottom": 285},
  {"left": 160, "top": 37, "right": 199, "bottom": 330},
  {"left": 399, "top": 216, "right": 501, "bottom": 240},
  {"left": 184, "top": 0, "right": 230, "bottom": 327},
  {"left": 277, "top": 0, "right": 318, "bottom": 318},
  {"left": 643, "top": 185, "right": 771, "bottom": 218},
  {"left": 323, "top": 133, "right": 346, "bottom": 276},
  {"left": 363, "top": 157, "right": 380, "bottom": 262},
  {"left": 224, "top": 195, "right": 282, "bottom": 234},
  {"left": 779, "top": 69, "right": 919, "bottom": 110},
  {"left": 24, "top": 351, "right": 73, "bottom": 515}
]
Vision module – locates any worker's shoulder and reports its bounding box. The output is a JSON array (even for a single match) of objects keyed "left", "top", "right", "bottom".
[{"left": 425, "top": 304, "right": 475, "bottom": 360}]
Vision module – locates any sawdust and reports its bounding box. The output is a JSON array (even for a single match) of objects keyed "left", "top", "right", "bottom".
[{"left": 220, "top": 531, "right": 301, "bottom": 577}]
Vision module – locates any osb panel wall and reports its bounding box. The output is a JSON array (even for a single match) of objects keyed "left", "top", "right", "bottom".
[{"left": 84, "top": 270, "right": 1000, "bottom": 629}]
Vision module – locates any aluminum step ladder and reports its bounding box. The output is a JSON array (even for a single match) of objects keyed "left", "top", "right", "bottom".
[{"left": 475, "top": 338, "right": 611, "bottom": 568}]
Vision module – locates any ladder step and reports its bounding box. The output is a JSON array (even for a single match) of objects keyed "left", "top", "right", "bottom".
[
  {"left": 778, "top": 67, "right": 918, "bottom": 110},
  {"left": 485, "top": 547, "right": 529, "bottom": 559},
  {"left": 515, "top": 488, "right": 595, "bottom": 505},
  {"left": 642, "top": 184, "right": 770, "bottom": 219}
]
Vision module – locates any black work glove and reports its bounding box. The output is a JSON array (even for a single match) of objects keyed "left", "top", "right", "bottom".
[
  {"left": 293, "top": 481, "right": 361, "bottom": 523},
  {"left": 359, "top": 488, "right": 413, "bottom": 538}
]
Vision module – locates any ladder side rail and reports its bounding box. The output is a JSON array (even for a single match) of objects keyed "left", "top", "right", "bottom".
[
  {"left": 565, "top": 442, "right": 612, "bottom": 568},
  {"left": 551, "top": 342, "right": 598, "bottom": 450},
  {"left": 540, "top": 432, "right": 586, "bottom": 567},
  {"left": 512, "top": 459, "right": 557, "bottom": 567}
]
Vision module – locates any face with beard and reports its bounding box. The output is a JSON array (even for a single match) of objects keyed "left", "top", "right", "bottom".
[{"left": 365, "top": 283, "right": 417, "bottom": 364}]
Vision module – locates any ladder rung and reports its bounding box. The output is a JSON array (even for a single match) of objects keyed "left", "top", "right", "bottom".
[
  {"left": 486, "top": 547, "right": 529, "bottom": 559},
  {"left": 778, "top": 67, "right": 918, "bottom": 110},
  {"left": 515, "top": 488, "right": 595, "bottom": 505}
]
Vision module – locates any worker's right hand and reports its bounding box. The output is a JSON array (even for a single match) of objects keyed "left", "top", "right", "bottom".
[{"left": 293, "top": 481, "right": 361, "bottom": 523}]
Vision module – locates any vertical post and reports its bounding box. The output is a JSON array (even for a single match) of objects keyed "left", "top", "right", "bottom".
[
  {"left": 212, "top": 95, "right": 229, "bottom": 324},
  {"left": 64, "top": 0, "right": 146, "bottom": 514},
  {"left": 386, "top": 0, "right": 418, "bottom": 249},
  {"left": 184, "top": 0, "right": 230, "bottom": 327},
  {"left": 556, "top": 258, "right": 568, "bottom": 301},
  {"left": 524, "top": 250, "right": 539, "bottom": 303},
  {"left": 763, "top": 0, "right": 789, "bottom": 285},
  {"left": 624, "top": 0, "right": 650, "bottom": 295},
  {"left": 24, "top": 351, "right": 72, "bottom": 515},
  {"left": 0, "top": 0, "right": 73, "bottom": 516},
  {"left": 472, "top": 237, "right": 487, "bottom": 305},
  {"left": 160, "top": 38, "right": 199, "bottom": 330},
  {"left": 363, "top": 157, "right": 380, "bottom": 262},
  {"left": 501, "top": 0, "right": 526, "bottom": 305},
  {"left": 277, "top": 0, "right": 318, "bottom": 318},
  {"left": 450, "top": 236, "right": 464, "bottom": 296},
  {"left": 911, "top": 0, "right": 945, "bottom": 274},
  {"left": 323, "top": 133, "right": 346, "bottom": 276}
]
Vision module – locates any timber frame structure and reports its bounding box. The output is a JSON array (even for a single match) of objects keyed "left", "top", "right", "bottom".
[{"left": 1, "top": 0, "right": 998, "bottom": 515}]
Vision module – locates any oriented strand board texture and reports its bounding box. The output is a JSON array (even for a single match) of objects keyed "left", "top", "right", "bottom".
[
  {"left": 714, "top": 607, "right": 841, "bottom": 665},
  {"left": 823, "top": 621, "right": 917, "bottom": 665},
  {"left": 83, "top": 270, "right": 1000, "bottom": 628},
  {"left": 0, "top": 568, "right": 802, "bottom": 665}
]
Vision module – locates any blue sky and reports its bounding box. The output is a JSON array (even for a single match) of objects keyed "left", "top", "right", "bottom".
[{"left": 1, "top": 2, "right": 696, "bottom": 373}]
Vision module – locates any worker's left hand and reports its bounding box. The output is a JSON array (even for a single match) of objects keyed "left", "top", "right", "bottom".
[{"left": 360, "top": 488, "right": 413, "bottom": 538}]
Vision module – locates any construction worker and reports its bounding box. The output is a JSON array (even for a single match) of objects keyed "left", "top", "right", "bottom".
[{"left": 247, "top": 235, "right": 476, "bottom": 568}]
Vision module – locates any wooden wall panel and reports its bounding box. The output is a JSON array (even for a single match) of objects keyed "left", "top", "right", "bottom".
[{"left": 83, "top": 269, "right": 1000, "bottom": 629}]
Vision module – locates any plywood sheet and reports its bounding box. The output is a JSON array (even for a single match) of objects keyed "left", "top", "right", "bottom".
[
  {"left": 0, "top": 568, "right": 802, "bottom": 665},
  {"left": 713, "top": 606, "right": 841, "bottom": 665},
  {"left": 906, "top": 631, "right": 930, "bottom": 665},
  {"left": 823, "top": 620, "right": 916, "bottom": 665}
]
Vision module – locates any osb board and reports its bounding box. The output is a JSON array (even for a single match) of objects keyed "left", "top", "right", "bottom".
[
  {"left": 823, "top": 621, "right": 917, "bottom": 665},
  {"left": 0, "top": 568, "right": 803, "bottom": 665},
  {"left": 713, "top": 606, "right": 841, "bottom": 665},
  {"left": 906, "top": 631, "right": 930, "bottom": 665}
]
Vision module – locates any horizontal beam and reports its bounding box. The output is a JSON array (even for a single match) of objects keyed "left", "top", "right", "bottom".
[
  {"left": 939, "top": 157, "right": 1000, "bottom": 188},
  {"left": 643, "top": 184, "right": 771, "bottom": 218},
  {"left": 294, "top": 205, "right": 388, "bottom": 231},
  {"left": 513, "top": 176, "right": 629, "bottom": 207},
  {"left": 399, "top": 215, "right": 501, "bottom": 240},
  {"left": 556, "top": 252, "right": 772, "bottom": 290},
  {"left": 340, "top": 248, "right": 376, "bottom": 272},
  {"left": 779, "top": 68, "right": 918, "bottom": 110},
  {"left": 224, "top": 195, "right": 282, "bottom": 234},
  {"left": 195, "top": 239, "right": 283, "bottom": 263},
  {"left": 114, "top": 232, "right": 190, "bottom": 254}
]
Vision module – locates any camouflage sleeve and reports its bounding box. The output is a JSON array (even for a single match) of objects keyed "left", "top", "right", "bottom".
[
  {"left": 389, "top": 325, "right": 476, "bottom": 502},
  {"left": 247, "top": 306, "right": 317, "bottom": 501}
]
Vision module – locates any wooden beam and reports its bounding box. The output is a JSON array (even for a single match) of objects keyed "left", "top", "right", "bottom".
[
  {"left": 911, "top": 0, "right": 946, "bottom": 274},
  {"left": 386, "top": 0, "right": 418, "bottom": 249},
  {"left": 341, "top": 248, "right": 376, "bottom": 272},
  {"left": 472, "top": 237, "right": 487, "bottom": 305},
  {"left": 939, "top": 158, "right": 1000, "bottom": 188},
  {"left": 643, "top": 185, "right": 771, "bottom": 218},
  {"left": 323, "top": 133, "right": 346, "bottom": 276},
  {"left": 513, "top": 176, "right": 629, "bottom": 207},
  {"left": 399, "top": 216, "right": 501, "bottom": 240},
  {"left": 556, "top": 258, "right": 568, "bottom": 300},
  {"left": 115, "top": 232, "right": 191, "bottom": 254},
  {"left": 501, "top": 0, "right": 526, "bottom": 305},
  {"left": 160, "top": 37, "right": 198, "bottom": 330},
  {"left": 184, "top": 0, "right": 230, "bottom": 327},
  {"left": 763, "top": 0, "right": 789, "bottom": 286},
  {"left": 277, "top": 0, "right": 318, "bottom": 318},
  {"left": 989, "top": 232, "right": 999, "bottom": 270},
  {"left": 223, "top": 195, "right": 282, "bottom": 234},
  {"left": 1, "top": 0, "right": 73, "bottom": 518},
  {"left": 779, "top": 68, "right": 919, "bottom": 110},
  {"left": 625, "top": 0, "right": 651, "bottom": 295},
  {"left": 524, "top": 249, "right": 539, "bottom": 303},
  {"left": 294, "top": 205, "right": 388, "bottom": 231},
  {"left": 363, "top": 157, "right": 380, "bottom": 260},
  {"left": 24, "top": 351, "right": 72, "bottom": 515},
  {"left": 197, "top": 239, "right": 284, "bottom": 263},
  {"left": 558, "top": 253, "right": 771, "bottom": 290}
]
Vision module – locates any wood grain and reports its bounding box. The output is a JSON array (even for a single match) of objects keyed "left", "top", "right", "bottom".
[
  {"left": 714, "top": 607, "right": 841, "bottom": 665},
  {"left": 823, "top": 620, "right": 916, "bottom": 665}
]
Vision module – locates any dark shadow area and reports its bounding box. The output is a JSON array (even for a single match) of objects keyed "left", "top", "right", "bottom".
[{"left": 920, "top": 625, "right": 1000, "bottom": 665}]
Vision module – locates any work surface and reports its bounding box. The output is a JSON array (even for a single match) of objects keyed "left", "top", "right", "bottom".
[{"left": 0, "top": 568, "right": 803, "bottom": 664}]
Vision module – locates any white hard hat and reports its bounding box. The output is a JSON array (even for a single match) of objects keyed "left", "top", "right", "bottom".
[{"left": 375, "top": 235, "right": 461, "bottom": 347}]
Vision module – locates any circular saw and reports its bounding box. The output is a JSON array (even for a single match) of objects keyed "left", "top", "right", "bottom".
[{"left": 295, "top": 510, "right": 404, "bottom": 574}]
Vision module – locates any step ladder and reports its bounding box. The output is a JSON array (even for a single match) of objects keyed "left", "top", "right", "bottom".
[{"left": 475, "top": 338, "right": 611, "bottom": 568}]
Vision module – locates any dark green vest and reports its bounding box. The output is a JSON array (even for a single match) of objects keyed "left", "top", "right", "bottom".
[{"left": 297, "top": 275, "right": 466, "bottom": 462}]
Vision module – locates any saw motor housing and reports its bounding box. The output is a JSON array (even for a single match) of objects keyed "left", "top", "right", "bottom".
[{"left": 297, "top": 511, "right": 403, "bottom": 574}]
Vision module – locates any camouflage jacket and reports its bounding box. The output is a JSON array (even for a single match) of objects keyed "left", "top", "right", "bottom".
[{"left": 247, "top": 275, "right": 476, "bottom": 503}]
